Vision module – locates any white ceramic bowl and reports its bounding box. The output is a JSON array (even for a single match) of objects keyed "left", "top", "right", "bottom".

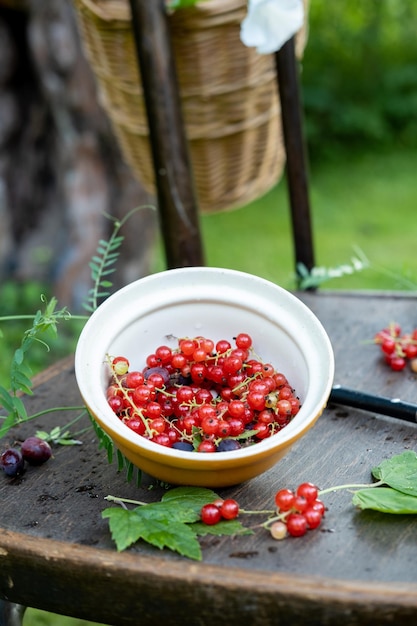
[{"left": 75, "top": 267, "right": 334, "bottom": 487}]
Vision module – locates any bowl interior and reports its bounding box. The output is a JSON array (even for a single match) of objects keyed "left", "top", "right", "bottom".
[{"left": 75, "top": 268, "right": 334, "bottom": 460}]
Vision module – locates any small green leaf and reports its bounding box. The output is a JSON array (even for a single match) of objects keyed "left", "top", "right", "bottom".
[
  {"left": 0, "top": 413, "right": 18, "bottom": 438},
  {"left": 191, "top": 519, "right": 253, "bottom": 537},
  {"left": 352, "top": 487, "right": 417, "bottom": 514},
  {"left": 11, "top": 370, "right": 33, "bottom": 395},
  {"left": 14, "top": 347, "right": 25, "bottom": 365},
  {"left": 102, "top": 507, "right": 202, "bottom": 560},
  {"left": 57, "top": 438, "right": 82, "bottom": 446},
  {"left": 35, "top": 430, "right": 50, "bottom": 440},
  {"left": 141, "top": 516, "right": 202, "bottom": 560},
  {"left": 102, "top": 507, "right": 145, "bottom": 551},
  {"left": 372, "top": 451, "right": 417, "bottom": 497},
  {"left": 10, "top": 396, "right": 28, "bottom": 420},
  {"left": 0, "top": 386, "right": 16, "bottom": 412},
  {"left": 161, "top": 486, "right": 219, "bottom": 514}
]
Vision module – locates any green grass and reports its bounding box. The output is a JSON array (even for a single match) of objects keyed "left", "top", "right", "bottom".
[
  {"left": 196, "top": 147, "right": 417, "bottom": 291},
  {"left": 23, "top": 609, "right": 103, "bottom": 626}
]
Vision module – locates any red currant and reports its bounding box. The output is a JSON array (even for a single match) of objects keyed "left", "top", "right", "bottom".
[
  {"left": 304, "top": 507, "right": 323, "bottom": 529},
  {"left": 274, "top": 489, "right": 295, "bottom": 511},
  {"left": 235, "top": 333, "right": 252, "bottom": 350},
  {"left": 201, "top": 503, "right": 222, "bottom": 525},
  {"left": 296, "top": 482, "right": 319, "bottom": 504},
  {"left": 286, "top": 513, "right": 308, "bottom": 537},
  {"left": 198, "top": 440, "right": 217, "bottom": 453},
  {"left": 220, "top": 498, "right": 239, "bottom": 520}
]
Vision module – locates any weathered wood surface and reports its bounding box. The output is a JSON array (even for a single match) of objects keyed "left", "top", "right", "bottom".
[{"left": 1, "top": 292, "right": 417, "bottom": 625}]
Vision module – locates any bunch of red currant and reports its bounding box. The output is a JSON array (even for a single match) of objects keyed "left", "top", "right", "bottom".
[
  {"left": 374, "top": 323, "right": 417, "bottom": 372},
  {"left": 106, "top": 332, "right": 301, "bottom": 452},
  {"left": 200, "top": 482, "right": 325, "bottom": 540},
  {"left": 270, "top": 482, "right": 325, "bottom": 538}
]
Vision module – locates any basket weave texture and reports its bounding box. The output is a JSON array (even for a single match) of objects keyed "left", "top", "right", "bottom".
[{"left": 74, "top": 0, "right": 308, "bottom": 213}]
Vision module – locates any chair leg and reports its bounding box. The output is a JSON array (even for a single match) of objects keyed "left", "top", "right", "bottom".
[{"left": 0, "top": 600, "right": 26, "bottom": 626}]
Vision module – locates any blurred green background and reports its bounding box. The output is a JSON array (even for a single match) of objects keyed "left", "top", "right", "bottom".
[{"left": 1, "top": 0, "right": 416, "bottom": 624}]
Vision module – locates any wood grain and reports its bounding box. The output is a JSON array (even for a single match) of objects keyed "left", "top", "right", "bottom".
[{"left": 1, "top": 292, "right": 416, "bottom": 624}]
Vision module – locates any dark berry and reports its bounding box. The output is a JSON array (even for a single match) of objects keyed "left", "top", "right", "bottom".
[
  {"left": 172, "top": 441, "right": 194, "bottom": 452},
  {"left": 21, "top": 437, "right": 52, "bottom": 466},
  {"left": 1, "top": 448, "right": 25, "bottom": 477},
  {"left": 216, "top": 438, "right": 241, "bottom": 452},
  {"left": 143, "top": 367, "right": 170, "bottom": 385}
]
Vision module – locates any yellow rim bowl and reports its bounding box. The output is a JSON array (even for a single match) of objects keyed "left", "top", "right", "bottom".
[{"left": 75, "top": 267, "right": 334, "bottom": 487}]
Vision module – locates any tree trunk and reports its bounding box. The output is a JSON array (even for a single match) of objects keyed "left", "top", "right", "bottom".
[{"left": 0, "top": 0, "right": 157, "bottom": 311}]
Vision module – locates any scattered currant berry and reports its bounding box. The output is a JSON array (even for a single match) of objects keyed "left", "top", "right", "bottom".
[
  {"left": 274, "top": 488, "right": 295, "bottom": 512},
  {"left": 373, "top": 323, "right": 417, "bottom": 372},
  {"left": 304, "top": 507, "right": 323, "bottom": 529},
  {"left": 296, "top": 482, "right": 319, "bottom": 504},
  {"left": 21, "top": 437, "right": 52, "bottom": 466},
  {"left": 220, "top": 498, "right": 239, "bottom": 520},
  {"left": 271, "top": 482, "right": 324, "bottom": 538},
  {"left": 200, "top": 503, "right": 222, "bottom": 525},
  {"left": 286, "top": 513, "right": 308, "bottom": 537},
  {"left": 269, "top": 521, "right": 288, "bottom": 540},
  {"left": 0, "top": 448, "right": 25, "bottom": 477}
]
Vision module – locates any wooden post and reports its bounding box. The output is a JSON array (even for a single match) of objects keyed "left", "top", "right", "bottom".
[
  {"left": 275, "top": 37, "right": 315, "bottom": 275},
  {"left": 128, "top": 0, "right": 205, "bottom": 269}
]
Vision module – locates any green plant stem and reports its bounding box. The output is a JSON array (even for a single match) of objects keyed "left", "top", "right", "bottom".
[
  {"left": 105, "top": 495, "right": 148, "bottom": 507},
  {"left": 0, "top": 405, "right": 86, "bottom": 422},
  {"left": 0, "top": 314, "right": 88, "bottom": 323},
  {"left": 318, "top": 480, "right": 385, "bottom": 496}
]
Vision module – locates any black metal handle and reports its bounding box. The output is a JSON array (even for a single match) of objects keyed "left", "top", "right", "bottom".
[{"left": 329, "top": 386, "right": 417, "bottom": 424}]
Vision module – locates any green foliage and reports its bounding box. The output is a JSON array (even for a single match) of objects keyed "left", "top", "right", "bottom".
[
  {"left": 352, "top": 487, "right": 417, "bottom": 514},
  {"left": 371, "top": 450, "right": 417, "bottom": 497},
  {"left": 167, "top": 0, "right": 202, "bottom": 8},
  {"left": 0, "top": 282, "right": 82, "bottom": 387},
  {"left": 302, "top": 0, "right": 417, "bottom": 161},
  {"left": 352, "top": 451, "right": 417, "bottom": 513},
  {"left": 103, "top": 487, "right": 251, "bottom": 560},
  {"left": 0, "top": 297, "right": 74, "bottom": 438},
  {"left": 84, "top": 207, "right": 152, "bottom": 312}
]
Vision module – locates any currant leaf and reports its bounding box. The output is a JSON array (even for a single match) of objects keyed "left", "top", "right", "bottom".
[
  {"left": 102, "top": 506, "right": 202, "bottom": 560},
  {"left": 161, "top": 486, "right": 219, "bottom": 513},
  {"left": 371, "top": 451, "right": 417, "bottom": 497},
  {"left": 191, "top": 519, "right": 253, "bottom": 537},
  {"left": 352, "top": 487, "right": 417, "bottom": 514}
]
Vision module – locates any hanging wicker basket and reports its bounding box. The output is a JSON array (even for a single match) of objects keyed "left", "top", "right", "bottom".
[{"left": 74, "top": 0, "right": 308, "bottom": 213}]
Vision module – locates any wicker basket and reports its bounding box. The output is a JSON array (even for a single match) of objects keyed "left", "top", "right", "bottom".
[{"left": 74, "top": 0, "right": 308, "bottom": 213}]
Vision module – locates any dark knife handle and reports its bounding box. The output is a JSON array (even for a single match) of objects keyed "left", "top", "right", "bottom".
[{"left": 329, "top": 386, "right": 417, "bottom": 424}]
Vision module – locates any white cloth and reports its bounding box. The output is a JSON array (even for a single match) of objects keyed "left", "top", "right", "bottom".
[{"left": 240, "top": 0, "right": 304, "bottom": 54}]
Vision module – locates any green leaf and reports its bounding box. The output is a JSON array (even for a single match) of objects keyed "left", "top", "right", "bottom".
[
  {"left": 372, "top": 451, "right": 417, "bottom": 497},
  {"left": 0, "top": 413, "right": 18, "bottom": 438},
  {"left": 168, "top": 0, "right": 201, "bottom": 9},
  {"left": 10, "top": 396, "right": 28, "bottom": 420},
  {"left": 102, "top": 507, "right": 202, "bottom": 560},
  {"left": 0, "top": 386, "right": 16, "bottom": 412},
  {"left": 352, "top": 487, "right": 417, "bottom": 514},
  {"left": 14, "top": 347, "right": 25, "bottom": 365},
  {"left": 10, "top": 369, "right": 33, "bottom": 395},
  {"left": 191, "top": 519, "right": 253, "bottom": 537},
  {"left": 161, "top": 486, "right": 219, "bottom": 514}
]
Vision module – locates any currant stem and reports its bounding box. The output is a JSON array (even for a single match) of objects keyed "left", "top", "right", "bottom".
[
  {"left": 318, "top": 479, "right": 385, "bottom": 496},
  {"left": 105, "top": 495, "right": 147, "bottom": 507}
]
